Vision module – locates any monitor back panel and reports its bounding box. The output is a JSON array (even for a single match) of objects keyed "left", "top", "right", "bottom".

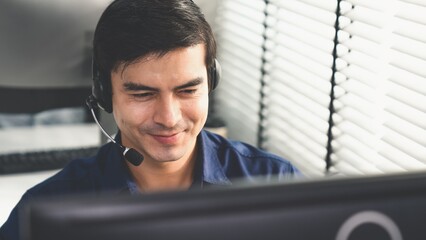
[{"left": 23, "top": 172, "right": 426, "bottom": 240}]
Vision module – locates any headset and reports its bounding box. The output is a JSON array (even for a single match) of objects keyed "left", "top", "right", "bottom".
[{"left": 86, "top": 56, "right": 221, "bottom": 166}]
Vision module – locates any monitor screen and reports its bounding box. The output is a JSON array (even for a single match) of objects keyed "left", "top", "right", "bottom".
[{"left": 21, "top": 171, "right": 426, "bottom": 240}]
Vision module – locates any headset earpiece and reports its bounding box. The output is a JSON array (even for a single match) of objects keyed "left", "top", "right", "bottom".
[
  {"left": 209, "top": 58, "right": 221, "bottom": 91},
  {"left": 91, "top": 59, "right": 113, "bottom": 113}
]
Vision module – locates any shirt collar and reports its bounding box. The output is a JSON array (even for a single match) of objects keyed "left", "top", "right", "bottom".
[{"left": 197, "top": 130, "right": 231, "bottom": 186}]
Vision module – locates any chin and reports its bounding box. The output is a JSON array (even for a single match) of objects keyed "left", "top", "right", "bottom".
[
  {"left": 153, "top": 155, "right": 185, "bottom": 163},
  {"left": 147, "top": 148, "right": 187, "bottom": 163}
]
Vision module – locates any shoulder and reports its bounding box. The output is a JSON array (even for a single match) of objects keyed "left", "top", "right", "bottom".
[
  {"left": 201, "top": 130, "right": 300, "bottom": 177},
  {"left": 26, "top": 142, "right": 118, "bottom": 197}
]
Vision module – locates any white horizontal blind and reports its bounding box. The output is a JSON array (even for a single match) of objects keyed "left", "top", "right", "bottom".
[
  {"left": 214, "top": 0, "right": 266, "bottom": 145},
  {"left": 214, "top": 0, "right": 426, "bottom": 177},
  {"left": 261, "top": 0, "right": 338, "bottom": 177},
  {"left": 333, "top": 0, "right": 426, "bottom": 175}
]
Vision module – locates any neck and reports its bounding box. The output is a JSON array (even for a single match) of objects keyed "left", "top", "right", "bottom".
[{"left": 127, "top": 148, "right": 197, "bottom": 193}]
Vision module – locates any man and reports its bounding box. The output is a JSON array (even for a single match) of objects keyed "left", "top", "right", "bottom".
[{"left": 0, "top": 0, "right": 300, "bottom": 239}]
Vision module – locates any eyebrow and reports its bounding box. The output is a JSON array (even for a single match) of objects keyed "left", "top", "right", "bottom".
[
  {"left": 123, "top": 77, "right": 204, "bottom": 92},
  {"left": 123, "top": 82, "right": 157, "bottom": 92},
  {"left": 174, "top": 77, "right": 203, "bottom": 90}
]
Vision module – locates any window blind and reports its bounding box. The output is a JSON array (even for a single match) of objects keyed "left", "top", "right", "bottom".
[
  {"left": 261, "top": 0, "right": 338, "bottom": 177},
  {"left": 213, "top": 0, "right": 426, "bottom": 177},
  {"left": 333, "top": 0, "right": 426, "bottom": 175},
  {"left": 214, "top": 0, "right": 266, "bottom": 145}
]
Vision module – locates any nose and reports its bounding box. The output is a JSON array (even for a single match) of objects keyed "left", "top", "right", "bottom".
[{"left": 153, "top": 94, "right": 182, "bottom": 128}]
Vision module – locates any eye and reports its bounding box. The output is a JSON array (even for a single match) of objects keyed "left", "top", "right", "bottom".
[
  {"left": 131, "top": 92, "right": 155, "bottom": 99},
  {"left": 179, "top": 89, "right": 197, "bottom": 95}
]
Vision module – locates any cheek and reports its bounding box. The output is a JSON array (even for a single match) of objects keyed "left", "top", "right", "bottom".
[
  {"left": 113, "top": 98, "right": 150, "bottom": 128},
  {"left": 185, "top": 96, "right": 209, "bottom": 122}
]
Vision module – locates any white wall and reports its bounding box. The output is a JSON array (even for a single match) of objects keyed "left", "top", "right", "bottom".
[{"left": 193, "top": 0, "right": 221, "bottom": 29}]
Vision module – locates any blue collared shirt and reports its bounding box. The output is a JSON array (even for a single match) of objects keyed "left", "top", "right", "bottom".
[{"left": 0, "top": 130, "right": 300, "bottom": 240}]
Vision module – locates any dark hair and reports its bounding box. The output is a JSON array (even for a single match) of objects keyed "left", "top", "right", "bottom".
[{"left": 93, "top": 0, "right": 216, "bottom": 76}]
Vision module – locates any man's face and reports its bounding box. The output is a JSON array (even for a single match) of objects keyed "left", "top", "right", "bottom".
[{"left": 111, "top": 44, "right": 209, "bottom": 164}]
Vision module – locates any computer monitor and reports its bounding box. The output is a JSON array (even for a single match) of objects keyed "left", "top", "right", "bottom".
[{"left": 21, "top": 172, "right": 426, "bottom": 240}]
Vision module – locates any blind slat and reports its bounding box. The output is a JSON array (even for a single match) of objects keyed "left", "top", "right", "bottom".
[
  {"left": 267, "top": 116, "right": 327, "bottom": 156},
  {"left": 400, "top": 0, "right": 426, "bottom": 8},
  {"left": 382, "top": 128, "right": 426, "bottom": 163},
  {"left": 386, "top": 80, "right": 425, "bottom": 113},
  {"left": 269, "top": 69, "right": 331, "bottom": 106},
  {"left": 267, "top": 6, "right": 336, "bottom": 39},
  {"left": 271, "top": 32, "right": 334, "bottom": 66},
  {"left": 268, "top": 103, "right": 329, "bottom": 137},
  {"left": 396, "top": 1, "right": 426, "bottom": 25},
  {"left": 271, "top": 0, "right": 337, "bottom": 25},
  {"left": 273, "top": 18, "right": 336, "bottom": 50}
]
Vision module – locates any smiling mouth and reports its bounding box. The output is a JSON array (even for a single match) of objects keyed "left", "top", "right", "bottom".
[{"left": 150, "top": 132, "right": 181, "bottom": 144}]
